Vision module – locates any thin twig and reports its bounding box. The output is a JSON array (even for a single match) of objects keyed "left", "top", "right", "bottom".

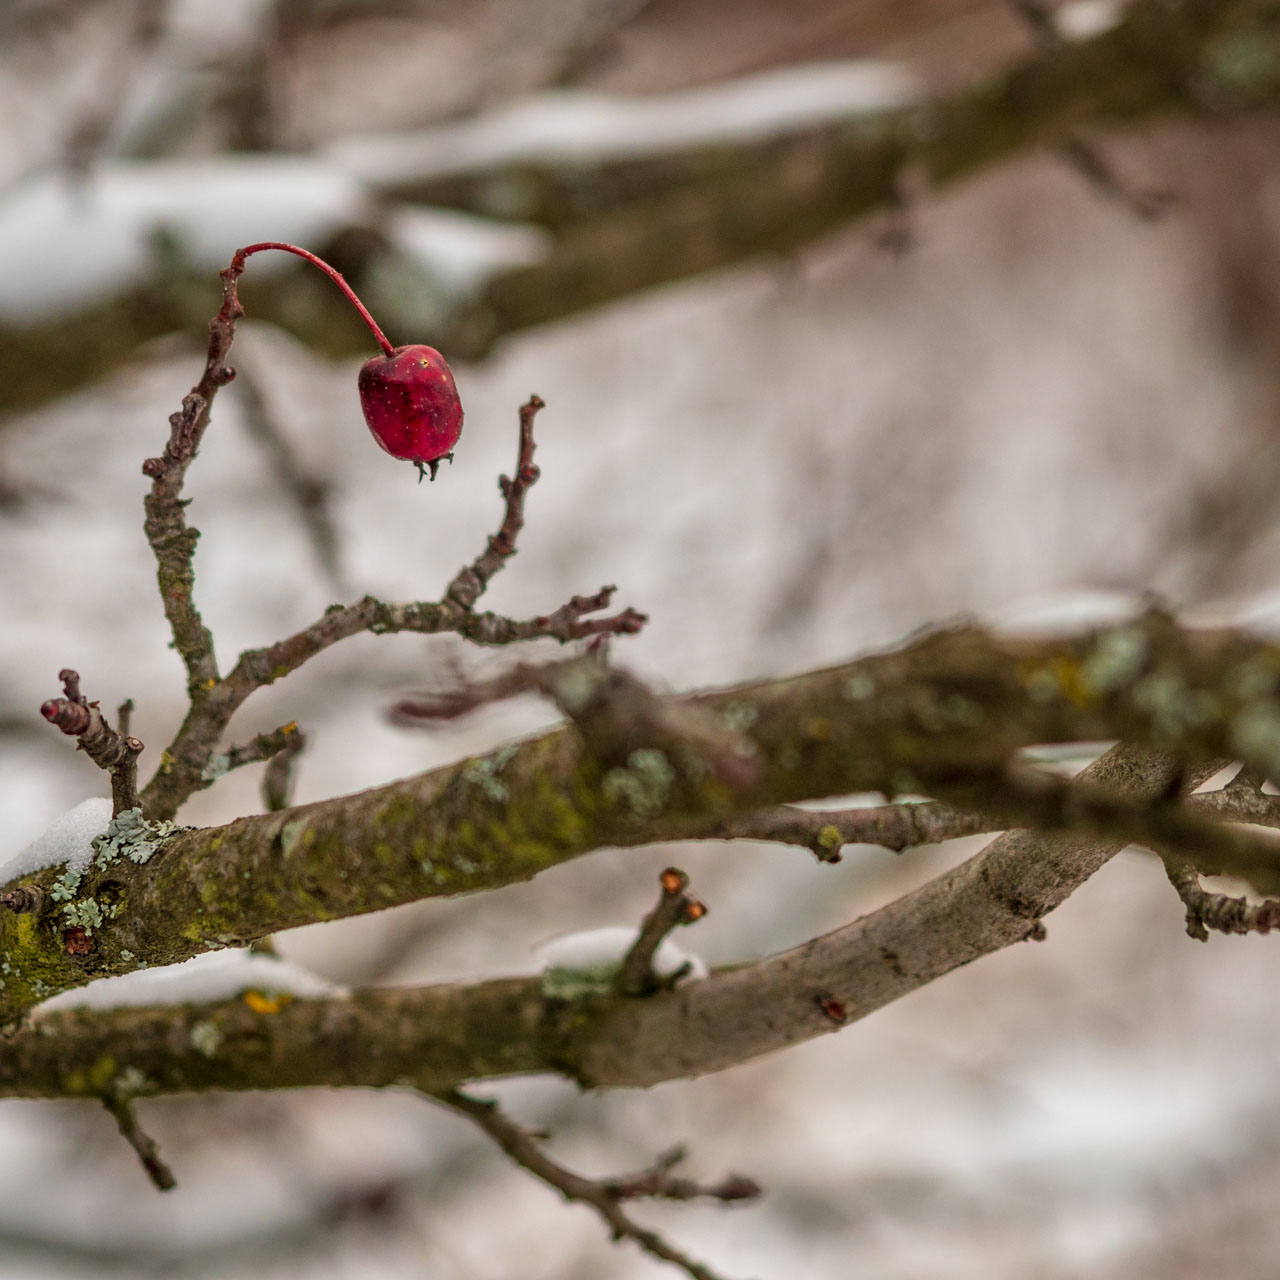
[
  {"left": 1163, "top": 859, "right": 1280, "bottom": 941},
  {"left": 1058, "top": 134, "right": 1176, "bottom": 221},
  {"left": 618, "top": 868, "right": 707, "bottom": 996},
  {"left": 138, "top": 389, "right": 645, "bottom": 821},
  {"left": 262, "top": 727, "right": 306, "bottom": 812},
  {"left": 429, "top": 1089, "right": 745, "bottom": 1280},
  {"left": 102, "top": 1093, "right": 176, "bottom": 1192},
  {"left": 444, "top": 395, "right": 544, "bottom": 612},
  {"left": 691, "top": 800, "right": 1002, "bottom": 862},
  {"left": 41, "top": 669, "right": 143, "bottom": 814},
  {"left": 140, "top": 256, "right": 248, "bottom": 698},
  {"left": 390, "top": 668, "right": 535, "bottom": 725},
  {"left": 116, "top": 698, "right": 134, "bottom": 740}
]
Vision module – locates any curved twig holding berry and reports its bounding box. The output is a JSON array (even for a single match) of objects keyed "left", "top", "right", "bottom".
[
  {"left": 231, "top": 242, "right": 395, "bottom": 357},
  {"left": 135, "top": 246, "right": 646, "bottom": 821}
]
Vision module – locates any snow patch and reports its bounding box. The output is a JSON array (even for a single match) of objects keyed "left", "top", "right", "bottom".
[
  {"left": 535, "top": 924, "right": 707, "bottom": 999},
  {"left": 328, "top": 60, "right": 919, "bottom": 185},
  {"left": 386, "top": 205, "right": 549, "bottom": 297},
  {"left": 1, "top": 797, "right": 112, "bottom": 881},
  {"left": 0, "top": 158, "right": 366, "bottom": 320},
  {"left": 985, "top": 589, "right": 1146, "bottom": 640},
  {"left": 36, "top": 948, "right": 342, "bottom": 1014},
  {"left": 1056, "top": 0, "right": 1124, "bottom": 40}
]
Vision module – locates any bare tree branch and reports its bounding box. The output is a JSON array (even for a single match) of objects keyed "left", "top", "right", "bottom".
[
  {"left": 137, "top": 379, "right": 645, "bottom": 823},
  {"left": 690, "top": 799, "right": 1003, "bottom": 861},
  {"left": 1163, "top": 860, "right": 1280, "bottom": 941},
  {"left": 140, "top": 255, "right": 248, "bottom": 699},
  {"left": 429, "top": 1089, "right": 746, "bottom": 1280},
  {"left": 102, "top": 1092, "right": 177, "bottom": 1192},
  {"left": 15, "top": 613, "right": 1280, "bottom": 1023},
  {"left": 0, "top": 749, "right": 1230, "bottom": 1104},
  {"left": 40, "top": 668, "right": 143, "bottom": 815},
  {"left": 262, "top": 727, "right": 307, "bottom": 813},
  {"left": 617, "top": 867, "right": 707, "bottom": 996},
  {"left": 444, "top": 394, "right": 544, "bottom": 612}
]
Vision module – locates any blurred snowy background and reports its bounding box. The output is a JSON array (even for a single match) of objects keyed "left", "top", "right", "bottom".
[{"left": 4, "top": 1, "right": 1280, "bottom": 1277}]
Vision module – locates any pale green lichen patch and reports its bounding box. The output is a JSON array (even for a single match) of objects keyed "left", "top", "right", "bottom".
[
  {"left": 114, "top": 1065, "right": 153, "bottom": 1099},
  {"left": 200, "top": 753, "right": 231, "bottom": 784},
  {"left": 49, "top": 867, "right": 83, "bottom": 903},
  {"left": 541, "top": 962, "right": 619, "bottom": 1000},
  {"left": 602, "top": 749, "right": 675, "bottom": 817},
  {"left": 548, "top": 662, "right": 607, "bottom": 714},
  {"left": 1023, "top": 666, "right": 1059, "bottom": 703},
  {"left": 62, "top": 898, "right": 105, "bottom": 933},
  {"left": 845, "top": 674, "right": 876, "bottom": 701},
  {"left": 1132, "top": 671, "right": 1191, "bottom": 738},
  {"left": 1205, "top": 29, "right": 1280, "bottom": 98},
  {"left": 1081, "top": 627, "right": 1148, "bottom": 694},
  {"left": 280, "top": 818, "right": 309, "bottom": 856},
  {"left": 189, "top": 1020, "right": 224, "bottom": 1058},
  {"left": 92, "top": 808, "right": 179, "bottom": 869},
  {"left": 721, "top": 701, "right": 759, "bottom": 731},
  {"left": 1227, "top": 659, "right": 1278, "bottom": 703},
  {"left": 464, "top": 744, "right": 520, "bottom": 803}
]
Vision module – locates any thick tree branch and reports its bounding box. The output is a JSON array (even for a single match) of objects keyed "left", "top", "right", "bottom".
[
  {"left": 13, "top": 613, "right": 1280, "bottom": 1022},
  {"left": 432, "top": 0, "right": 1276, "bottom": 353},
  {"left": 0, "top": 747, "right": 1226, "bottom": 1102}
]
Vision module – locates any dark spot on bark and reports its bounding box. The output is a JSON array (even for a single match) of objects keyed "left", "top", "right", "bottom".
[
  {"left": 1004, "top": 893, "right": 1044, "bottom": 919},
  {"left": 880, "top": 947, "right": 906, "bottom": 978},
  {"left": 63, "top": 927, "right": 93, "bottom": 956}
]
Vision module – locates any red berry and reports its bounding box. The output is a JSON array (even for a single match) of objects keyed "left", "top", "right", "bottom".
[{"left": 358, "top": 345, "right": 464, "bottom": 482}]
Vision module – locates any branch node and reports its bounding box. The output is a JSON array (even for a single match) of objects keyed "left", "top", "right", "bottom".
[
  {"left": 617, "top": 867, "right": 707, "bottom": 997},
  {"left": 0, "top": 886, "right": 44, "bottom": 914},
  {"left": 1164, "top": 859, "right": 1280, "bottom": 941},
  {"left": 430, "top": 1088, "right": 743, "bottom": 1280},
  {"left": 41, "top": 672, "right": 143, "bottom": 815}
]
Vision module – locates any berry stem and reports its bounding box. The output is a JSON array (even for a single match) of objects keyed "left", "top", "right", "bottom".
[{"left": 230, "top": 242, "right": 395, "bottom": 357}]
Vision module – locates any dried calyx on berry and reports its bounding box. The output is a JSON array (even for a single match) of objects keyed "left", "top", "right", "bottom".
[{"left": 230, "top": 242, "right": 463, "bottom": 481}]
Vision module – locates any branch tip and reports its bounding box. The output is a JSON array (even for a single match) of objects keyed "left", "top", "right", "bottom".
[{"left": 618, "top": 866, "right": 707, "bottom": 997}]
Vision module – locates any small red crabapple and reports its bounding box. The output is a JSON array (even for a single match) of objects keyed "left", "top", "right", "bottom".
[
  {"left": 230, "top": 242, "right": 463, "bottom": 481},
  {"left": 357, "top": 344, "right": 463, "bottom": 482}
]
